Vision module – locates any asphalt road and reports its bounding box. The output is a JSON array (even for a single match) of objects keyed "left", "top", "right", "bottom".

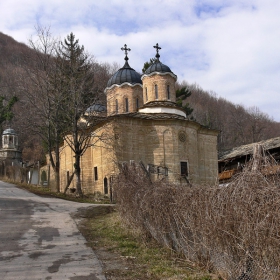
[{"left": 0, "top": 181, "right": 106, "bottom": 280}]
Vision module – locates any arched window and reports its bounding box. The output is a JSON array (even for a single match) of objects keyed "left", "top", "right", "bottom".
[
  {"left": 136, "top": 98, "right": 139, "bottom": 110},
  {"left": 104, "top": 177, "right": 108, "bottom": 194},
  {"left": 155, "top": 84, "right": 158, "bottom": 99},
  {"left": 167, "top": 85, "right": 170, "bottom": 100},
  {"left": 94, "top": 166, "right": 98, "bottom": 181},
  {"left": 145, "top": 87, "right": 148, "bottom": 101},
  {"left": 115, "top": 99, "right": 118, "bottom": 114},
  {"left": 125, "top": 98, "right": 129, "bottom": 112}
]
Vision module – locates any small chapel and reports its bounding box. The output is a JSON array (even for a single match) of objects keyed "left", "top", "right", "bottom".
[
  {"left": 0, "top": 128, "right": 22, "bottom": 166},
  {"left": 59, "top": 44, "right": 219, "bottom": 194}
]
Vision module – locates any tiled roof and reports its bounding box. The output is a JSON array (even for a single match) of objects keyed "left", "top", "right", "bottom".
[{"left": 219, "top": 137, "right": 280, "bottom": 161}]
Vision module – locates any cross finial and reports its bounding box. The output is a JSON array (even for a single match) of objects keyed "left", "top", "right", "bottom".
[
  {"left": 153, "top": 43, "right": 161, "bottom": 60},
  {"left": 121, "top": 44, "right": 131, "bottom": 62}
]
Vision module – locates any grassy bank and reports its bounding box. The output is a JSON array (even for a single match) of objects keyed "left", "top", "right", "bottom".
[
  {"left": 7, "top": 180, "right": 110, "bottom": 204},
  {"left": 77, "top": 206, "right": 219, "bottom": 280}
]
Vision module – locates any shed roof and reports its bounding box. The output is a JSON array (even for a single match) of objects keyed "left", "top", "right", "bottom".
[{"left": 219, "top": 136, "right": 280, "bottom": 161}]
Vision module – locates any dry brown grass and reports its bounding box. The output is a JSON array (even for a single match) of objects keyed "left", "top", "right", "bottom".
[{"left": 114, "top": 154, "right": 280, "bottom": 279}]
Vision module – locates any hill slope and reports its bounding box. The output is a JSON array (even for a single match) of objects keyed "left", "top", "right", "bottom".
[
  {"left": 176, "top": 82, "right": 280, "bottom": 152},
  {"left": 1, "top": 31, "right": 279, "bottom": 158}
]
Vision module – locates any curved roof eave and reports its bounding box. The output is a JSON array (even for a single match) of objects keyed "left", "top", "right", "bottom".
[
  {"left": 3, "top": 128, "right": 17, "bottom": 135},
  {"left": 104, "top": 82, "right": 143, "bottom": 94},
  {"left": 141, "top": 71, "right": 177, "bottom": 81}
]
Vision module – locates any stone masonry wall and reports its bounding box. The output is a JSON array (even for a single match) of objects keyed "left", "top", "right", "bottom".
[
  {"left": 57, "top": 117, "right": 218, "bottom": 195},
  {"left": 142, "top": 74, "right": 176, "bottom": 103},
  {"left": 106, "top": 85, "right": 143, "bottom": 115}
]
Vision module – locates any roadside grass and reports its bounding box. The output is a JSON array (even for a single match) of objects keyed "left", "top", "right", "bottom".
[
  {"left": 3, "top": 179, "right": 110, "bottom": 204},
  {"left": 78, "top": 206, "right": 220, "bottom": 280}
]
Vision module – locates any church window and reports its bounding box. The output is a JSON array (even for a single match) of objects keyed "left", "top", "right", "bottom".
[
  {"left": 94, "top": 166, "right": 98, "bottom": 181},
  {"left": 104, "top": 177, "right": 108, "bottom": 194},
  {"left": 136, "top": 98, "right": 139, "bottom": 110},
  {"left": 167, "top": 85, "right": 170, "bottom": 100},
  {"left": 179, "top": 132, "right": 186, "bottom": 142},
  {"left": 125, "top": 98, "right": 129, "bottom": 112},
  {"left": 145, "top": 87, "right": 148, "bottom": 101},
  {"left": 155, "top": 84, "right": 158, "bottom": 99},
  {"left": 180, "top": 162, "right": 188, "bottom": 177},
  {"left": 115, "top": 99, "right": 118, "bottom": 113}
]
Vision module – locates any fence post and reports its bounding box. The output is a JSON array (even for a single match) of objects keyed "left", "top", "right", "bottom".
[{"left": 37, "top": 161, "right": 40, "bottom": 186}]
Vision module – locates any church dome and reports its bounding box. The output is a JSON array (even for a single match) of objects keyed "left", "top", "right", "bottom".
[
  {"left": 107, "top": 61, "right": 142, "bottom": 88},
  {"left": 144, "top": 43, "right": 174, "bottom": 76},
  {"left": 3, "top": 128, "right": 16, "bottom": 135},
  {"left": 145, "top": 61, "right": 172, "bottom": 75}
]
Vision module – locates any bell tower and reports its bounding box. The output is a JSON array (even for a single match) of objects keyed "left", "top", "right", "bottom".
[
  {"left": 139, "top": 44, "right": 186, "bottom": 117},
  {"left": 0, "top": 128, "right": 22, "bottom": 165},
  {"left": 105, "top": 44, "right": 143, "bottom": 115}
]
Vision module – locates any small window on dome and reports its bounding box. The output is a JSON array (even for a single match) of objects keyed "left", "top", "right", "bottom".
[
  {"left": 136, "top": 98, "right": 139, "bottom": 110},
  {"left": 125, "top": 98, "right": 129, "bottom": 112},
  {"left": 115, "top": 99, "right": 118, "bottom": 114},
  {"left": 167, "top": 85, "right": 170, "bottom": 100},
  {"left": 155, "top": 84, "right": 158, "bottom": 99}
]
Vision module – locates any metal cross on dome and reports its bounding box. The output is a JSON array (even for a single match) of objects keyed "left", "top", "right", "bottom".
[
  {"left": 121, "top": 44, "right": 131, "bottom": 61},
  {"left": 153, "top": 43, "right": 161, "bottom": 60}
]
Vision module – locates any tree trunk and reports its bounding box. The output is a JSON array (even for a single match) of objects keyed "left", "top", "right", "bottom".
[
  {"left": 54, "top": 142, "right": 60, "bottom": 192},
  {"left": 54, "top": 165, "right": 60, "bottom": 192},
  {"left": 63, "top": 171, "right": 75, "bottom": 194},
  {"left": 75, "top": 154, "right": 83, "bottom": 197},
  {"left": 252, "top": 144, "right": 263, "bottom": 172}
]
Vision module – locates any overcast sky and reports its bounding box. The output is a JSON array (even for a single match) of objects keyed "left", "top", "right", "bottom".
[{"left": 1, "top": 0, "right": 280, "bottom": 121}]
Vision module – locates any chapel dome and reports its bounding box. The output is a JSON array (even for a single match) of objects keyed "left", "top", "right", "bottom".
[
  {"left": 144, "top": 43, "right": 174, "bottom": 76},
  {"left": 86, "top": 104, "right": 106, "bottom": 113},
  {"left": 3, "top": 128, "right": 16, "bottom": 135},
  {"left": 144, "top": 61, "right": 172, "bottom": 75},
  {"left": 107, "top": 61, "right": 142, "bottom": 88}
]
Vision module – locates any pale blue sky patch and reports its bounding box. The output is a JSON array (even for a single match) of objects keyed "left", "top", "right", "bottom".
[{"left": 194, "top": 3, "right": 226, "bottom": 18}]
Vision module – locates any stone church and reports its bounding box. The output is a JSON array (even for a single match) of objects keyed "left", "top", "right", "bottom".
[{"left": 59, "top": 44, "right": 219, "bottom": 194}]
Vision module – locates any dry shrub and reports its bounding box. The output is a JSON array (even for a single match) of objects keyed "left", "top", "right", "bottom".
[
  {"left": 114, "top": 156, "right": 280, "bottom": 280},
  {"left": 3, "top": 165, "right": 28, "bottom": 182}
]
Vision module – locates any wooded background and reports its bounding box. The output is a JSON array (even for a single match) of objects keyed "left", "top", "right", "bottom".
[{"left": 0, "top": 31, "right": 279, "bottom": 164}]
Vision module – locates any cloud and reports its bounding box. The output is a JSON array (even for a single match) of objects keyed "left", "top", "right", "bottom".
[{"left": 0, "top": 0, "right": 280, "bottom": 121}]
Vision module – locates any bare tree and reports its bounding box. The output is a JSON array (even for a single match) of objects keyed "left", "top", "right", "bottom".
[
  {"left": 246, "top": 106, "right": 273, "bottom": 143},
  {"left": 55, "top": 32, "right": 105, "bottom": 197},
  {"left": 19, "top": 27, "right": 113, "bottom": 194},
  {"left": 19, "top": 26, "right": 65, "bottom": 191}
]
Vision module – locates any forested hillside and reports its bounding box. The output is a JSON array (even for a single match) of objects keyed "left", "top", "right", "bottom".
[
  {"left": 176, "top": 81, "right": 280, "bottom": 153},
  {"left": 0, "top": 32, "right": 40, "bottom": 160},
  {"left": 0, "top": 32, "right": 114, "bottom": 163},
  {"left": 0, "top": 31, "right": 279, "bottom": 161}
]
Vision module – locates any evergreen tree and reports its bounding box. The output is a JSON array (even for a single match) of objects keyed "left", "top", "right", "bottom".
[
  {"left": 55, "top": 32, "right": 97, "bottom": 197},
  {"left": 142, "top": 58, "right": 157, "bottom": 73},
  {"left": 176, "top": 87, "right": 193, "bottom": 117},
  {"left": 0, "top": 96, "right": 18, "bottom": 132}
]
